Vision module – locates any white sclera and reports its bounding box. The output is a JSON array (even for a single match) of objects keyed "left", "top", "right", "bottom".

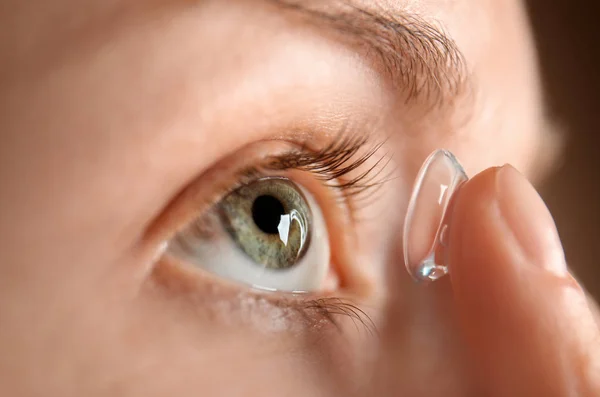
[{"left": 403, "top": 149, "right": 468, "bottom": 282}]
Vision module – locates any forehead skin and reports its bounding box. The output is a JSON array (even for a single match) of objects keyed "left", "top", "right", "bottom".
[{"left": 0, "top": 0, "right": 545, "bottom": 396}]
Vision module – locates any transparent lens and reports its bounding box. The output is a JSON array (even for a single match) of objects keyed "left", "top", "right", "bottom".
[{"left": 403, "top": 149, "right": 468, "bottom": 282}]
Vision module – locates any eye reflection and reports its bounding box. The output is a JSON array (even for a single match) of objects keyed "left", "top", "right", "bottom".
[
  {"left": 219, "top": 178, "right": 311, "bottom": 270},
  {"left": 167, "top": 177, "right": 330, "bottom": 292}
]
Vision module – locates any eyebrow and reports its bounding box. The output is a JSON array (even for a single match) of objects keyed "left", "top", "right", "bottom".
[{"left": 268, "top": 0, "right": 469, "bottom": 108}]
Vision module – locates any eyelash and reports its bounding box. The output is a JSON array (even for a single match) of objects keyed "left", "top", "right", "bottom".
[
  {"left": 298, "top": 297, "right": 377, "bottom": 335},
  {"left": 243, "top": 130, "right": 393, "bottom": 206}
]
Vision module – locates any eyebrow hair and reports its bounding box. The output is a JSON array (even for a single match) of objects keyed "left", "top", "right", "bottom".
[{"left": 267, "top": 0, "right": 469, "bottom": 108}]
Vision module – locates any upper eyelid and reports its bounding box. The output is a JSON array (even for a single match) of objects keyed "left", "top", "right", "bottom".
[{"left": 142, "top": 129, "right": 391, "bottom": 246}]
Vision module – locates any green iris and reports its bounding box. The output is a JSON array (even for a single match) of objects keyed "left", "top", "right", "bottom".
[{"left": 218, "top": 178, "right": 312, "bottom": 270}]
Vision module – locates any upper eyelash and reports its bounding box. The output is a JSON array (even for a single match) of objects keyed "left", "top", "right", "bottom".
[{"left": 262, "top": 127, "right": 394, "bottom": 203}]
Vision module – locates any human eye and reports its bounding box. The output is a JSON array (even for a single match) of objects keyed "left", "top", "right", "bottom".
[
  {"left": 155, "top": 132, "right": 388, "bottom": 296},
  {"left": 168, "top": 176, "right": 328, "bottom": 292}
]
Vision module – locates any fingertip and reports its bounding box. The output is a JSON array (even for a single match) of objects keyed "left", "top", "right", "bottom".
[
  {"left": 446, "top": 164, "right": 599, "bottom": 395},
  {"left": 447, "top": 166, "right": 504, "bottom": 292}
]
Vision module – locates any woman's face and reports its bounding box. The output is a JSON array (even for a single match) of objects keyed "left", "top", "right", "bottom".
[{"left": 0, "top": 0, "right": 555, "bottom": 395}]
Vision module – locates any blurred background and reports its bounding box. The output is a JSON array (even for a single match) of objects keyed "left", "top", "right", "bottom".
[{"left": 527, "top": 0, "right": 600, "bottom": 300}]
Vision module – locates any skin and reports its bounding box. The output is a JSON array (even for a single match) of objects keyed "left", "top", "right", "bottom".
[{"left": 0, "top": 0, "right": 598, "bottom": 396}]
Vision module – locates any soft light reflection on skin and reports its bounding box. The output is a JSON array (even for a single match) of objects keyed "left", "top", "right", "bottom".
[{"left": 0, "top": 0, "right": 561, "bottom": 396}]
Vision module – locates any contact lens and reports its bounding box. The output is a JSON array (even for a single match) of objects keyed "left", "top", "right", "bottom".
[{"left": 403, "top": 149, "right": 468, "bottom": 282}]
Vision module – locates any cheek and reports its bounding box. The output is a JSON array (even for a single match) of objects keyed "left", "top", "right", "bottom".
[
  {"left": 94, "top": 286, "right": 366, "bottom": 396},
  {"left": 0, "top": 261, "right": 337, "bottom": 395}
]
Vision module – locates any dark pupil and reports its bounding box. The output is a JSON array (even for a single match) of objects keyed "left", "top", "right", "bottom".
[{"left": 252, "top": 195, "right": 286, "bottom": 234}]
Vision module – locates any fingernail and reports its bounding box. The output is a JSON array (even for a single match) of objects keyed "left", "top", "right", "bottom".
[{"left": 496, "top": 165, "right": 566, "bottom": 276}]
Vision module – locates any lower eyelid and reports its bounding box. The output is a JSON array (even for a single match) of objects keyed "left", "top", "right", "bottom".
[{"left": 145, "top": 257, "right": 366, "bottom": 334}]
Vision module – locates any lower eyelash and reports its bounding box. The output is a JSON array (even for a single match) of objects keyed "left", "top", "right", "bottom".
[
  {"left": 297, "top": 297, "right": 377, "bottom": 336},
  {"left": 148, "top": 259, "right": 376, "bottom": 336}
]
